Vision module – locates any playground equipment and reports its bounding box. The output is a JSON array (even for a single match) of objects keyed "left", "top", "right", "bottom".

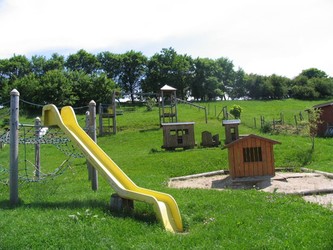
[
  {"left": 42, "top": 104, "right": 183, "bottom": 233},
  {"left": 223, "top": 119, "right": 280, "bottom": 185},
  {"left": 201, "top": 131, "right": 220, "bottom": 147},
  {"left": 98, "top": 91, "right": 123, "bottom": 135},
  {"left": 161, "top": 122, "right": 195, "bottom": 150},
  {"left": 159, "top": 85, "right": 178, "bottom": 124}
]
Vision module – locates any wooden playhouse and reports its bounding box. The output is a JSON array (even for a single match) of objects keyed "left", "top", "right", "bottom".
[
  {"left": 223, "top": 119, "right": 280, "bottom": 181},
  {"left": 225, "top": 134, "right": 280, "bottom": 179},
  {"left": 161, "top": 122, "right": 195, "bottom": 150}
]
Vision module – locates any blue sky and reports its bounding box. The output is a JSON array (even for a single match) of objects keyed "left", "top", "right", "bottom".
[{"left": 0, "top": 0, "right": 332, "bottom": 78}]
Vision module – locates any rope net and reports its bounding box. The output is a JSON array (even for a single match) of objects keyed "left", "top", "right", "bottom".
[{"left": 0, "top": 100, "right": 86, "bottom": 184}]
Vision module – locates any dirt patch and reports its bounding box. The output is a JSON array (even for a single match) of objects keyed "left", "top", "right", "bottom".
[{"left": 169, "top": 171, "right": 333, "bottom": 210}]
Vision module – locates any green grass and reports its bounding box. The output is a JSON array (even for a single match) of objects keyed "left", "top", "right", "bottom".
[{"left": 1, "top": 99, "right": 333, "bottom": 249}]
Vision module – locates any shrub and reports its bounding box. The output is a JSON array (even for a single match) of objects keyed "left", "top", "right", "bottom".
[{"left": 229, "top": 104, "right": 243, "bottom": 119}]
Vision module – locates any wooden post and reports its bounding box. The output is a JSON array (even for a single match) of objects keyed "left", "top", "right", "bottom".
[
  {"left": 34, "top": 117, "right": 41, "bottom": 179},
  {"left": 9, "top": 89, "right": 19, "bottom": 205},
  {"left": 98, "top": 103, "right": 103, "bottom": 136},
  {"left": 85, "top": 111, "right": 92, "bottom": 181},
  {"left": 89, "top": 100, "right": 98, "bottom": 191},
  {"left": 112, "top": 91, "right": 117, "bottom": 134}
]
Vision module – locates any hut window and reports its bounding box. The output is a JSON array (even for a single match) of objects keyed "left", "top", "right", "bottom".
[
  {"left": 243, "top": 147, "right": 262, "bottom": 162},
  {"left": 170, "top": 130, "right": 177, "bottom": 136}
]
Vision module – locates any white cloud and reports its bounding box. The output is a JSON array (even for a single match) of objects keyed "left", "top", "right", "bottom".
[{"left": 0, "top": 0, "right": 332, "bottom": 78}]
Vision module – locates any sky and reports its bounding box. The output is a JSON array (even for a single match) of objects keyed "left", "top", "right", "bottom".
[{"left": 0, "top": 0, "right": 332, "bottom": 79}]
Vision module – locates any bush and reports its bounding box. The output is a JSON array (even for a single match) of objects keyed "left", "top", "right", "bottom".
[{"left": 229, "top": 104, "right": 243, "bottom": 119}]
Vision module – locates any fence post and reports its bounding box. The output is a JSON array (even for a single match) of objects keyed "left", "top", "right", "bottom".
[
  {"left": 85, "top": 111, "right": 92, "bottom": 181},
  {"left": 89, "top": 100, "right": 98, "bottom": 191},
  {"left": 112, "top": 92, "right": 117, "bottom": 134},
  {"left": 34, "top": 117, "right": 41, "bottom": 179},
  {"left": 98, "top": 103, "right": 103, "bottom": 136},
  {"left": 9, "top": 89, "right": 19, "bottom": 205}
]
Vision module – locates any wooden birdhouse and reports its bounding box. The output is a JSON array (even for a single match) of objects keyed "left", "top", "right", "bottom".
[{"left": 222, "top": 119, "right": 240, "bottom": 144}]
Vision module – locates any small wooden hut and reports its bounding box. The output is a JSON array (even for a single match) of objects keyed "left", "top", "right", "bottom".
[
  {"left": 161, "top": 122, "right": 195, "bottom": 150},
  {"left": 312, "top": 102, "right": 333, "bottom": 137},
  {"left": 224, "top": 134, "right": 280, "bottom": 179}
]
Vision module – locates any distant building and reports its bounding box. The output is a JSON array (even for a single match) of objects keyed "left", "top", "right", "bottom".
[{"left": 312, "top": 102, "right": 333, "bottom": 137}]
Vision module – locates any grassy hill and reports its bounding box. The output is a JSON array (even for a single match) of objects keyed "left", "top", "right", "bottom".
[{"left": 0, "top": 99, "right": 332, "bottom": 249}]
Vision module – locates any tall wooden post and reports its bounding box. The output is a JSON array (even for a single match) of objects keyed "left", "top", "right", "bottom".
[
  {"left": 34, "top": 117, "right": 41, "bottom": 179},
  {"left": 9, "top": 89, "right": 19, "bottom": 205},
  {"left": 85, "top": 111, "right": 92, "bottom": 181},
  {"left": 88, "top": 100, "right": 98, "bottom": 190},
  {"left": 98, "top": 103, "right": 103, "bottom": 136},
  {"left": 112, "top": 91, "right": 117, "bottom": 134}
]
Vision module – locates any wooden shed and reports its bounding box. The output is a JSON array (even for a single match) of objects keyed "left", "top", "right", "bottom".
[
  {"left": 224, "top": 134, "right": 280, "bottom": 179},
  {"left": 312, "top": 102, "right": 333, "bottom": 137},
  {"left": 161, "top": 122, "right": 195, "bottom": 150}
]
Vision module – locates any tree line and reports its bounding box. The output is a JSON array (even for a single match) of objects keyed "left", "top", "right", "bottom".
[{"left": 0, "top": 47, "right": 332, "bottom": 109}]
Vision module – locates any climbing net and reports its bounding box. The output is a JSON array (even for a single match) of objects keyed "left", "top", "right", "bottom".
[{"left": 0, "top": 101, "right": 86, "bottom": 184}]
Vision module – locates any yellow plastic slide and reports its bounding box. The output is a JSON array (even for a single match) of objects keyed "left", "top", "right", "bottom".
[{"left": 42, "top": 104, "right": 183, "bottom": 233}]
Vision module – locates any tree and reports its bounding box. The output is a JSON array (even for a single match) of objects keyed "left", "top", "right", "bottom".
[
  {"left": 38, "top": 70, "right": 76, "bottom": 106},
  {"left": 228, "top": 68, "right": 246, "bottom": 99},
  {"left": 97, "top": 51, "right": 122, "bottom": 79},
  {"left": 65, "top": 49, "right": 100, "bottom": 75},
  {"left": 305, "top": 107, "right": 322, "bottom": 151},
  {"left": 268, "top": 74, "right": 289, "bottom": 99},
  {"left": 245, "top": 74, "right": 266, "bottom": 99},
  {"left": 215, "top": 57, "right": 235, "bottom": 98},
  {"left": 117, "top": 50, "right": 147, "bottom": 103},
  {"left": 143, "top": 48, "right": 193, "bottom": 99},
  {"left": 299, "top": 68, "right": 328, "bottom": 79},
  {"left": 45, "top": 53, "right": 65, "bottom": 71},
  {"left": 191, "top": 57, "right": 217, "bottom": 100},
  {"left": 0, "top": 55, "right": 31, "bottom": 82},
  {"left": 310, "top": 78, "right": 333, "bottom": 98}
]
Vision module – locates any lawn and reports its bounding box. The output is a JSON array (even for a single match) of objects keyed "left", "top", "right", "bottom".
[{"left": 0, "top": 99, "right": 333, "bottom": 249}]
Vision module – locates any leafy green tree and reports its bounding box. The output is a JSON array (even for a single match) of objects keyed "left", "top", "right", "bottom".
[
  {"left": 45, "top": 53, "right": 65, "bottom": 71},
  {"left": 12, "top": 73, "right": 40, "bottom": 102},
  {"left": 65, "top": 49, "right": 100, "bottom": 75},
  {"left": 30, "top": 55, "right": 47, "bottom": 76},
  {"left": 299, "top": 68, "right": 328, "bottom": 79},
  {"left": 191, "top": 57, "right": 217, "bottom": 100},
  {"left": 97, "top": 51, "right": 122, "bottom": 79},
  {"left": 228, "top": 68, "right": 246, "bottom": 99},
  {"left": 268, "top": 74, "right": 289, "bottom": 99},
  {"left": 143, "top": 48, "right": 193, "bottom": 99},
  {"left": 67, "top": 70, "right": 93, "bottom": 107},
  {"left": 215, "top": 57, "right": 235, "bottom": 98},
  {"left": 245, "top": 74, "right": 266, "bottom": 99},
  {"left": 90, "top": 73, "right": 116, "bottom": 104},
  {"left": 38, "top": 70, "right": 76, "bottom": 106},
  {"left": 117, "top": 50, "right": 147, "bottom": 103},
  {"left": 0, "top": 55, "right": 31, "bottom": 82},
  {"left": 310, "top": 78, "right": 333, "bottom": 98}
]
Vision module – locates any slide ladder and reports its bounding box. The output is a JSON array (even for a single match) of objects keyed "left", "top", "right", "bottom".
[{"left": 42, "top": 104, "right": 183, "bottom": 233}]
